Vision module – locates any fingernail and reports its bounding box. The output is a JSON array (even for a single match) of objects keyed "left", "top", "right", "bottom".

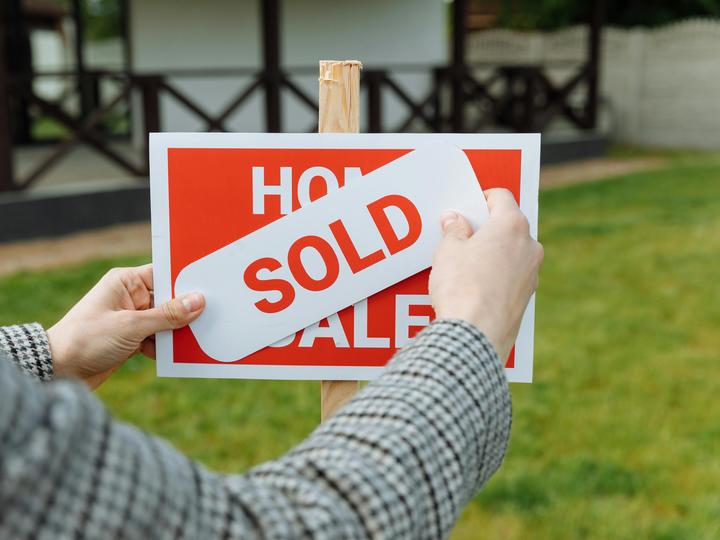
[
  {"left": 440, "top": 210, "right": 458, "bottom": 229},
  {"left": 180, "top": 293, "right": 203, "bottom": 312}
]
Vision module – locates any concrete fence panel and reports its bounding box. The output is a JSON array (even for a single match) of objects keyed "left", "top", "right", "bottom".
[{"left": 468, "top": 19, "right": 720, "bottom": 149}]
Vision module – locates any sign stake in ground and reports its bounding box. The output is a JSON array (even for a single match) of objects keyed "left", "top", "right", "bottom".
[{"left": 319, "top": 59, "right": 361, "bottom": 421}]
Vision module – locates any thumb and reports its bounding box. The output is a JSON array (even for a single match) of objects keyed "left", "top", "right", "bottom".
[
  {"left": 440, "top": 210, "right": 472, "bottom": 240},
  {"left": 133, "top": 292, "right": 205, "bottom": 336}
]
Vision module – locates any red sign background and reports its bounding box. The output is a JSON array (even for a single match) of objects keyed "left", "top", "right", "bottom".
[{"left": 168, "top": 148, "right": 521, "bottom": 368}]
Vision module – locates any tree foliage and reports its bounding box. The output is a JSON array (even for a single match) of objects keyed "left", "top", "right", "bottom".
[
  {"left": 47, "top": 0, "right": 121, "bottom": 41},
  {"left": 492, "top": 0, "right": 720, "bottom": 30},
  {"left": 82, "top": 0, "right": 122, "bottom": 41}
]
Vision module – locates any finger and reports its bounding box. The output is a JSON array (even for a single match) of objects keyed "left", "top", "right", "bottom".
[
  {"left": 485, "top": 188, "right": 519, "bottom": 215},
  {"left": 120, "top": 269, "right": 153, "bottom": 310},
  {"left": 140, "top": 338, "right": 156, "bottom": 359},
  {"left": 136, "top": 264, "right": 154, "bottom": 291},
  {"left": 133, "top": 292, "right": 205, "bottom": 336},
  {"left": 440, "top": 210, "right": 473, "bottom": 240}
]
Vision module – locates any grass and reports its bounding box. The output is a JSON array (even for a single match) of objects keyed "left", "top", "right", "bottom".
[
  {"left": 31, "top": 116, "right": 69, "bottom": 141},
  {"left": 31, "top": 113, "right": 130, "bottom": 142},
  {"left": 1, "top": 149, "right": 719, "bottom": 538}
]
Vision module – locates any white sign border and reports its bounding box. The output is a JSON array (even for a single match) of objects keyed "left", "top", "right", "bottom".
[{"left": 150, "top": 133, "right": 540, "bottom": 383}]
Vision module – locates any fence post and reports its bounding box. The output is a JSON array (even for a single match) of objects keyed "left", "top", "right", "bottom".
[
  {"left": 451, "top": 0, "right": 468, "bottom": 132},
  {"left": 365, "top": 70, "right": 383, "bottom": 133},
  {"left": 522, "top": 68, "right": 539, "bottom": 132},
  {"left": 135, "top": 74, "right": 162, "bottom": 175},
  {"left": 432, "top": 67, "right": 447, "bottom": 132},
  {"left": 3, "top": 0, "right": 30, "bottom": 145},
  {"left": 261, "top": 0, "right": 282, "bottom": 132},
  {"left": 0, "top": 16, "right": 15, "bottom": 191}
]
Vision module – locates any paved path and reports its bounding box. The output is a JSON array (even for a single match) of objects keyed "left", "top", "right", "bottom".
[
  {"left": 0, "top": 223, "right": 151, "bottom": 276},
  {"left": 540, "top": 156, "right": 664, "bottom": 189},
  {"left": 0, "top": 156, "right": 665, "bottom": 277}
]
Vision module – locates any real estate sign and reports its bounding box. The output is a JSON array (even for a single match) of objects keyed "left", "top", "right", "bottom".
[{"left": 151, "top": 133, "right": 540, "bottom": 382}]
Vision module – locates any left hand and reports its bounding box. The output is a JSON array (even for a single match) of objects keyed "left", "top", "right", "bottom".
[{"left": 47, "top": 264, "right": 204, "bottom": 389}]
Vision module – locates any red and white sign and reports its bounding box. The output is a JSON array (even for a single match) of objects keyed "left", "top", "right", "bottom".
[{"left": 150, "top": 133, "right": 540, "bottom": 382}]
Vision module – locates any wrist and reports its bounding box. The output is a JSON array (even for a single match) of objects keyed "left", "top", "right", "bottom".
[
  {"left": 471, "top": 321, "right": 508, "bottom": 361},
  {"left": 46, "top": 323, "right": 79, "bottom": 378},
  {"left": 435, "top": 309, "right": 508, "bottom": 360}
]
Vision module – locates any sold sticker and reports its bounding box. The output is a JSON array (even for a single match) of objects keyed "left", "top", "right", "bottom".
[{"left": 150, "top": 133, "right": 540, "bottom": 382}]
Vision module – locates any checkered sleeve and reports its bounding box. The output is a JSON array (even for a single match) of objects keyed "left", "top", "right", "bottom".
[
  {"left": 0, "top": 324, "right": 53, "bottom": 381},
  {"left": 242, "top": 319, "right": 512, "bottom": 538},
  {"left": 0, "top": 319, "right": 510, "bottom": 539}
]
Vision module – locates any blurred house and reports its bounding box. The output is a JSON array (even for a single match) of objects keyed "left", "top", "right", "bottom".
[
  {"left": 126, "top": 0, "right": 448, "bottom": 136},
  {"left": 0, "top": 0, "right": 607, "bottom": 241}
]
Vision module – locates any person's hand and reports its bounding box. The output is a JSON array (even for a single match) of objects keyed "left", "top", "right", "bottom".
[
  {"left": 47, "top": 264, "right": 204, "bottom": 389},
  {"left": 429, "top": 188, "right": 544, "bottom": 361}
]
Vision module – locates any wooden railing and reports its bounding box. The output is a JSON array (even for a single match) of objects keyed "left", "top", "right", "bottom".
[{"left": 0, "top": 60, "right": 599, "bottom": 192}]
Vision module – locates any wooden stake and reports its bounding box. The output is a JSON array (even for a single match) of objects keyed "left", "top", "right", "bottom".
[{"left": 319, "top": 60, "right": 361, "bottom": 421}]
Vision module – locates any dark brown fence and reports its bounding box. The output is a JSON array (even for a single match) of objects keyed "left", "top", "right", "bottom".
[{"left": 0, "top": 59, "right": 600, "bottom": 192}]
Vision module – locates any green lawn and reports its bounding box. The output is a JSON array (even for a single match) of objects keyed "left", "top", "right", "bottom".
[{"left": 1, "top": 150, "right": 719, "bottom": 539}]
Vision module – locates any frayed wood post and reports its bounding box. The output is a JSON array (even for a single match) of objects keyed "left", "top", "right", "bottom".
[{"left": 318, "top": 60, "right": 361, "bottom": 421}]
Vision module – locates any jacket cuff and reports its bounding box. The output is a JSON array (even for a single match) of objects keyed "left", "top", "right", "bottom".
[
  {"left": 0, "top": 324, "right": 53, "bottom": 381},
  {"left": 419, "top": 318, "right": 505, "bottom": 369}
]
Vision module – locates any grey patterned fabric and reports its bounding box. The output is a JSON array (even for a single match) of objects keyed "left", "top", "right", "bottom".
[
  {"left": 0, "top": 320, "right": 511, "bottom": 539},
  {"left": 0, "top": 322, "right": 53, "bottom": 381}
]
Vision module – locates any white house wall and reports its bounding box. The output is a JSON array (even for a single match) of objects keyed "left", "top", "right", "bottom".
[{"left": 129, "top": 0, "right": 447, "bottom": 136}]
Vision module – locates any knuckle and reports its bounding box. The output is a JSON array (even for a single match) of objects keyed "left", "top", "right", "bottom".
[
  {"left": 535, "top": 242, "right": 545, "bottom": 265},
  {"left": 127, "top": 275, "right": 143, "bottom": 294},
  {"left": 508, "top": 212, "right": 530, "bottom": 234},
  {"left": 105, "top": 267, "right": 127, "bottom": 281},
  {"left": 444, "top": 221, "right": 462, "bottom": 235},
  {"left": 161, "top": 301, "right": 183, "bottom": 326}
]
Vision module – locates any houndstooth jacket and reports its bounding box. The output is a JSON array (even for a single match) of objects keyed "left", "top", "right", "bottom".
[{"left": 0, "top": 320, "right": 511, "bottom": 539}]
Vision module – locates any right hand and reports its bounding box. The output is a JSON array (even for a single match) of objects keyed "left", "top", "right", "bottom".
[{"left": 429, "top": 188, "right": 544, "bottom": 361}]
